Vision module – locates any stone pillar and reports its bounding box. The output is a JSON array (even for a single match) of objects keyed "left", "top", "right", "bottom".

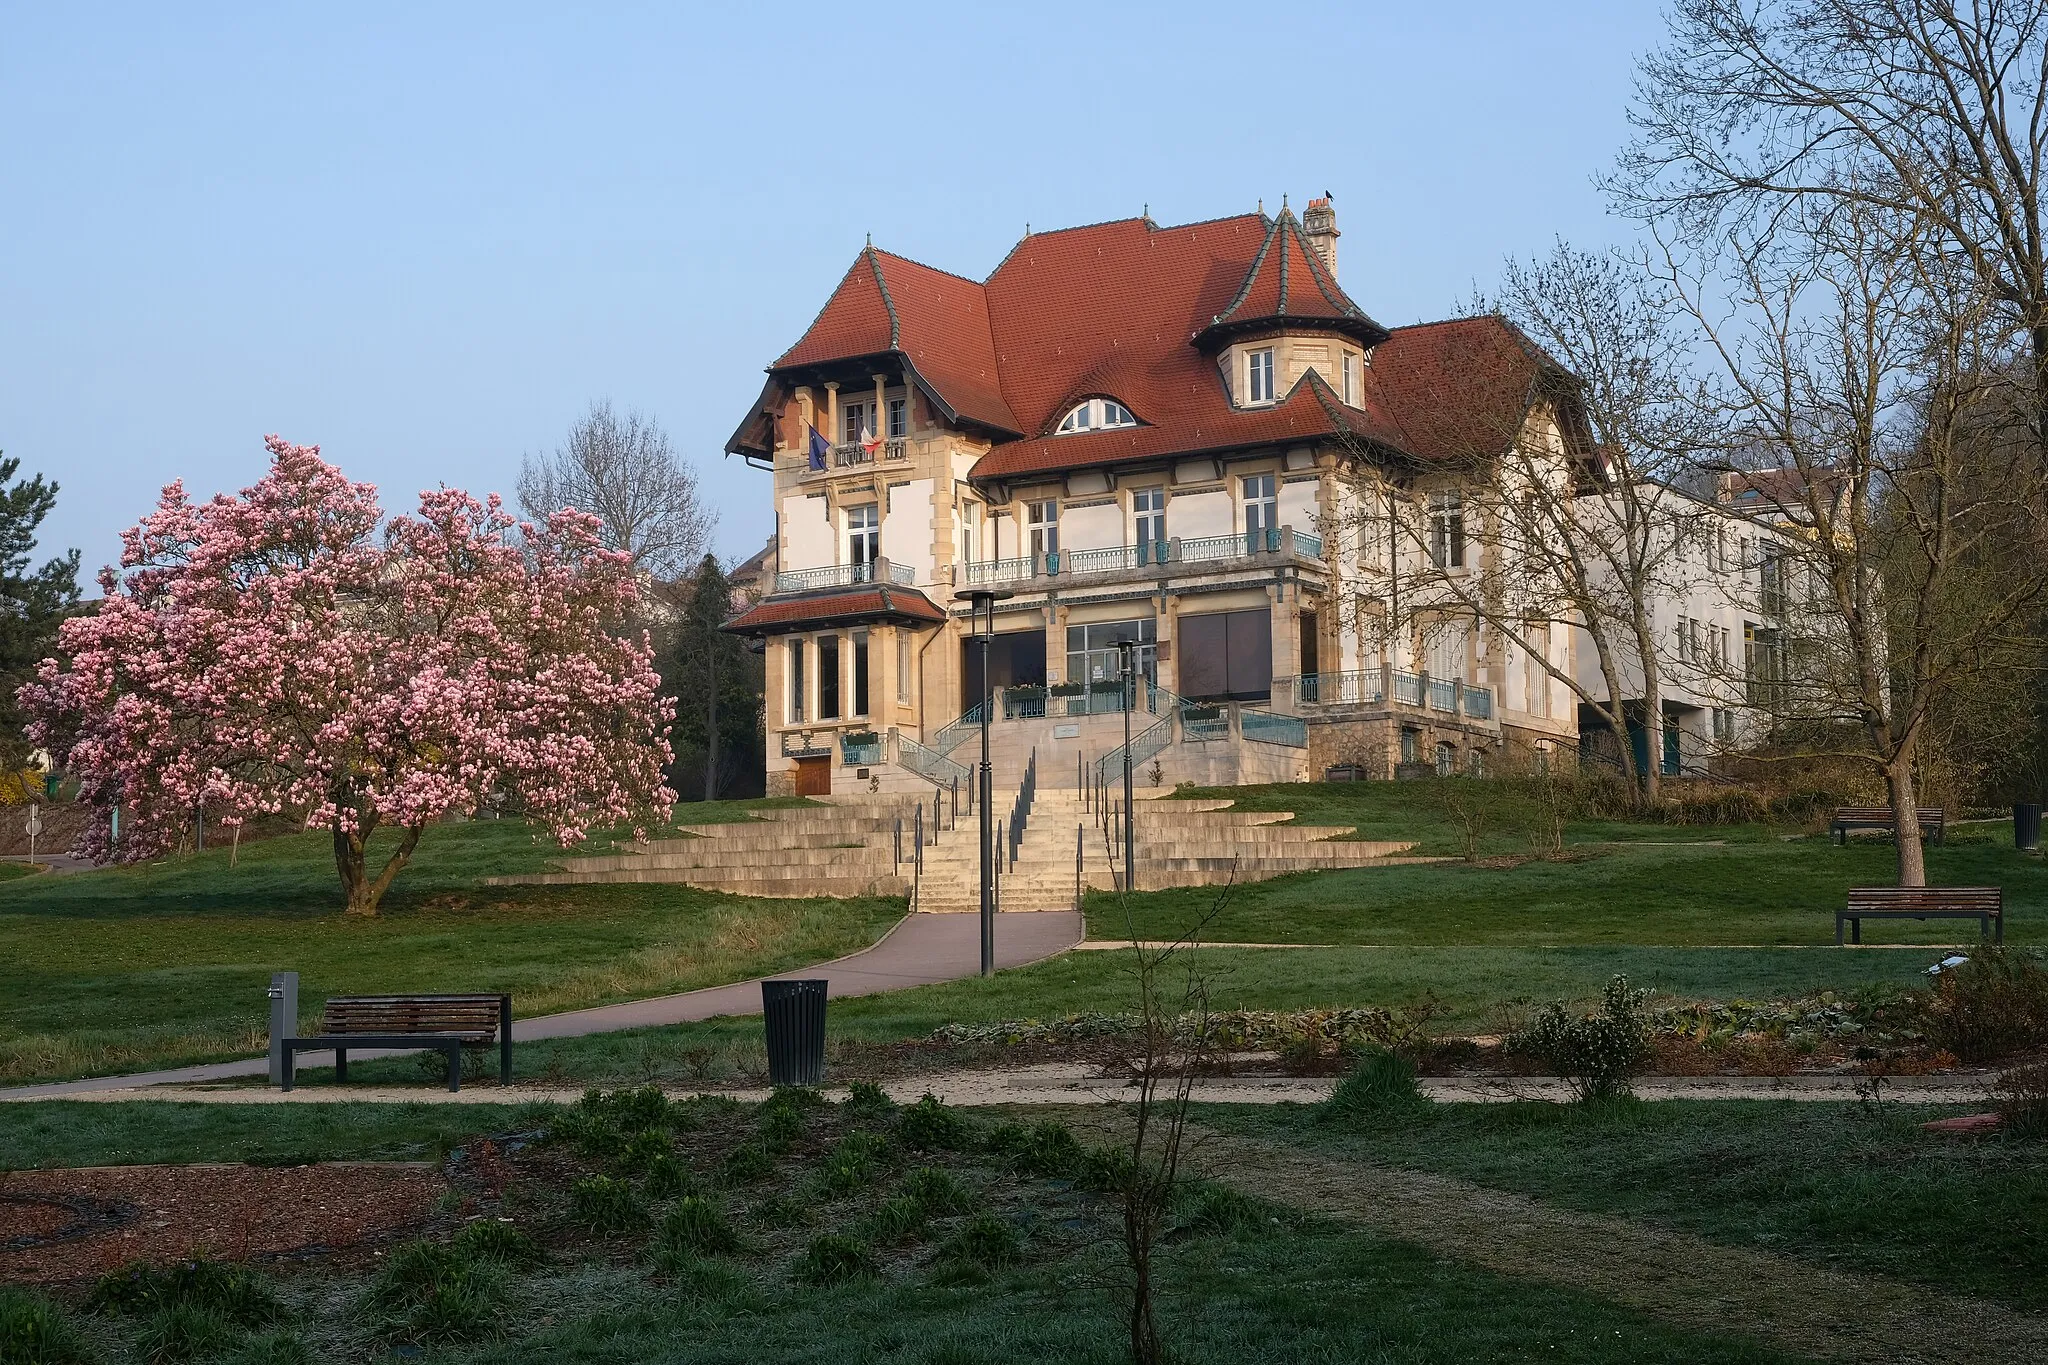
[
  {"left": 824, "top": 381, "right": 840, "bottom": 450},
  {"left": 873, "top": 373, "right": 888, "bottom": 437},
  {"left": 1270, "top": 581, "right": 1301, "bottom": 692},
  {"left": 1047, "top": 601, "right": 1067, "bottom": 685}
]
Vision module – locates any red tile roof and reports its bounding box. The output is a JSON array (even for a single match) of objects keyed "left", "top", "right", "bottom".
[
  {"left": 743, "top": 205, "right": 1577, "bottom": 480},
  {"left": 723, "top": 585, "right": 947, "bottom": 635}
]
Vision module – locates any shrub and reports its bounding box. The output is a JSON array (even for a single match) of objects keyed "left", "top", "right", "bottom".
[
  {"left": 570, "top": 1175, "right": 649, "bottom": 1233},
  {"left": 221, "top": 1331, "right": 315, "bottom": 1365},
  {"left": 1322, "top": 1047, "right": 1427, "bottom": 1119},
  {"left": 1921, "top": 948, "right": 2048, "bottom": 1062},
  {"left": 365, "top": 1240, "right": 511, "bottom": 1343},
  {"left": 0, "top": 1287, "right": 94, "bottom": 1364},
  {"left": 1170, "top": 1180, "right": 1265, "bottom": 1236},
  {"left": 843, "top": 1080, "right": 896, "bottom": 1122},
  {"left": 1995, "top": 1060, "right": 2048, "bottom": 1139},
  {"left": 759, "top": 1104, "right": 806, "bottom": 1150},
  {"left": 987, "top": 1121, "right": 1082, "bottom": 1177},
  {"left": 899, "top": 1167, "right": 978, "bottom": 1215},
  {"left": 641, "top": 1150, "right": 695, "bottom": 1199},
  {"left": 816, "top": 1130, "right": 892, "bottom": 1195},
  {"left": 720, "top": 1141, "right": 775, "bottom": 1186},
  {"left": 860, "top": 1194, "right": 928, "bottom": 1246},
  {"left": 792, "top": 1233, "right": 878, "bottom": 1285},
  {"left": 615, "top": 1127, "right": 675, "bottom": 1176},
  {"left": 598, "top": 1085, "right": 676, "bottom": 1133},
  {"left": 85, "top": 1258, "right": 279, "bottom": 1326},
  {"left": 1071, "top": 1144, "right": 1134, "bottom": 1194},
  {"left": 765, "top": 1085, "right": 829, "bottom": 1113},
  {"left": 1505, "top": 975, "right": 1650, "bottom": 1101},
  {"left": 938, "top": 1213, "right": 1022, "bottom": 1270},
  {"left": 133, "top": 1304, "right": 237, "bottom": 1363},
  {"left": 656, "top": 1197, "right": 744, "bottom": 1258},
  {"left": 897, "top": 1093, "right": 972, "bottom": 1151},
  {"left": 451, "top": 1219, "right": 544, "bottom": 1269}
]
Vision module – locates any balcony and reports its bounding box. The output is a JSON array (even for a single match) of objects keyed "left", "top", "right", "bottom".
[
  {"left": 1277, "top": 669, "right": 1496, "bottom": 723},
  {"left": 956, "top": 526, "right": 1324, "bottom": 592},
  {"left": 830, "top": 439, "right": 908, "bottom": 469},
  {"left": 775, "top": 560, "right": 916, "bottom": 594}
]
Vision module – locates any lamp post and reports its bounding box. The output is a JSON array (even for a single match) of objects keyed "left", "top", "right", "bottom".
[
  {"left": 1117, "top": 636, "right": 1136, "bottom": 896},
  {"left": 954, "top": 587, "right": 1013, "bottom": 977}
]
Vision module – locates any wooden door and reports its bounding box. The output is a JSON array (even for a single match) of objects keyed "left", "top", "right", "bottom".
[{"left": 794, "top": 756, "right": 832, "bottom": 796}]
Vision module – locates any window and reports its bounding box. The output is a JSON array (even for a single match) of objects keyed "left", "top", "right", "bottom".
[
  {"left": 1400, "top": 727, "right": 1420, "bottom": 765},
  {"left": 896, "top": 632, "right": 911, "bottom": 704},
  {"left": 1243, "top": 473, "right": 1277, "bottom": 549},
  {"left": 1027, "top": 500, "right": 1059, "bottom": 560},
  {"left": 1690, "top": 619, "right": 1702, "bottom": 662},
  {"left": 1341, "top": 352, "right": 1357, "bottom": 405},
  {"left": 1676, "top": 618, "right": 1689, "bottom": 661},
  {"left": 852, "top": 631, "right": 869, "bottom": 716},
  {"left": 887, "top": 397, "right": 908, "bottom": 439},
  {"left": 1759, "top": 546, "right": 1786, "bottom": 617},
  {"left": 1434, "top": 742, "right": 1456, "bottom": 777},
  {"left": 1428, "top": 491, "right": 1465, "bottom": 569},
  {"left": 787, "top": 638, "right": 806, "bottom": 723},
  {"left": 1056, "top": 398, "right": 1138, "bottom": 433},
  {"left": 847, "top": 504, "right": 879, "bottom": 574},
  {"left": 1133, "top": 488, "right": 1165, "bottom": 556},
  {"left": 818, "top": 634, "right": 841, "bottom": 720},
  {"left": 841, "top": 401, "right": 870, "bottom": 446},
  {"left": 961, "top": 502, "right": 980, "bottom": 566},
  {"left": 1247, "top": 348, "right": 1276, "bottom": 403},
  {"left": 1066, "top": 618, "right": 1158, "bottom": 687}
]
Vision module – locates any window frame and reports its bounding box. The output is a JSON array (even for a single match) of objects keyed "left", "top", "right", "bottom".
[
  {"left": 887, "top": 397, "right": 909, "bottom": 439},
  {"left": 1027, "top": 499, "right": 1059, "bottom": 559},
  {"left": 1132, "top": 486, "right": 1166, "bottom": 548},
  {"left": 1428, "top": 490, "right": 1466, "bottom": 569},
  {"left": 1246, "top": 348, "right": 1276, "bottom": 404},
  {"left": 1055, "top": 398, "right": 1138, "bottom": 434},
  {"left": 846, "top": 502, "right": 880, "bottom": 572}
]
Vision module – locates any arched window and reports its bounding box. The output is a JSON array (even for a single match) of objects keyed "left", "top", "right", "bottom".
[{"left": 1056, "top": 399, "right": 1138, "bottom": 434}]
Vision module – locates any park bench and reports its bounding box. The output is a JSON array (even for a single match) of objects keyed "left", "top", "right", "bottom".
[
  {"left": 1837, "top": 887, "right": 2002, "bottom": 945},
  {"left": 281, "top": 993, "right": 512, "bottom": 1092},
  {"left": 1829, "top": 806, "right": 1945, "bottom": 845}
]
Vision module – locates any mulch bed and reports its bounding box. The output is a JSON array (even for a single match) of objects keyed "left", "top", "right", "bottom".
[{"left": 0, "top": 1162, "right": 446, "bottom": 1286}]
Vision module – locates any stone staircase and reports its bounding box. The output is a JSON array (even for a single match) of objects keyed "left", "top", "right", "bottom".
[{"left": 488, "top": 782, "right": 1435, "bottom": 910}]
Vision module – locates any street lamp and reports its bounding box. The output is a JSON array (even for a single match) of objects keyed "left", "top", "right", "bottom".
[
  {"left": 1116, "top": 636, "right": 1136, "bottom": 896},
  {"left": 954, "top": 586, "right": 1013, "bottom": 977}
]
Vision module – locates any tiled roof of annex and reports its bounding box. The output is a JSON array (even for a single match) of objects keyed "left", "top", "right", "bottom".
[
  {"left": 722, "top": 585, "right": 947, "bottom": 636},
  {"left": 743, "top": 205, "right": 1573, "bottom": 482}
]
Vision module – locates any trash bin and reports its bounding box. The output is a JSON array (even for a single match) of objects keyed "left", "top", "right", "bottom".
[
  {"left": 2016, "top": 803, "right": 2043, "bottom": 852},
  {"left": 761, "top": 979, "right": 828, "bottom": 1087}
]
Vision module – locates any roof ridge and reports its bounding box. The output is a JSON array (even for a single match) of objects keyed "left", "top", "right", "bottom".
[
  {"left": 1293, "top": 217, "right": 1359, "bottom": 317},
  {"left": 1276, "top": 211, "right": 1292, "bottom": 315},
  {"left": 867, "top": 245, "right": 988, "bottom": 288},
  {"left": 1211, "top": 214, "right": 1285, "bottom": 325},
  {"left": 772, "top": 251, "right": 883, "bottom": 370},
  {"left": 866, "top": 247, "right": 902, "bottom": 350}
]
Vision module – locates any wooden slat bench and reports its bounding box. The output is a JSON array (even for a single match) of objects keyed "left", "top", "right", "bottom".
[
  {"left": 1838, "top": 887, "right": 2002, "bottom": 945},
  {"left": 282, "top": 993, "right": 512, "bottom": 1092},
  {"left": 1829, "top": 806, "right": 1946, "bottom": 845}
]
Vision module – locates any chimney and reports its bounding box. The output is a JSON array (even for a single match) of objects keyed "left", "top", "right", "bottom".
[{"left": 1301, "top": 193, "right": 1339, "bottom": 279}]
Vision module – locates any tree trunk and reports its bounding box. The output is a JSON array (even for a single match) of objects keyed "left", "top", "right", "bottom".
[
  {"left": 1633, "top": 616, "right": 1664, "bottom": 806},
  {"left": 335, "top": 816, "right": 426, "bottom": 915},
  {"left": 1885, "top": 753, "right": 1927, "bottom": 889}
]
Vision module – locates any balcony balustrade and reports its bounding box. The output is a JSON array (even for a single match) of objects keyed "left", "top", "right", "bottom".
[{"left": 774, "top": 560, "right": 916, "bottom": 594}]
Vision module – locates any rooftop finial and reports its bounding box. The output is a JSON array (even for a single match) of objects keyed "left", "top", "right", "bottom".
[
  {"left": 865, "top": 231, "right": 872, "bottom": 247},
  {"left": 1257, "top": 197, "right": 1264, "bottom": 215},
  {"left": 1282, "top": 192, "right": 1289, "bottom": 211}
]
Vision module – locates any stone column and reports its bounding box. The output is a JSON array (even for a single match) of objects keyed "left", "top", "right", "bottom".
[
  {"left": 824, "top": 381, "right": 840, "bottom": 451},
  {"left": 872, "top": 373, "right": 887, "bottom": 438},
  {"left": 1270, "top": 580, "right": 1302, "bottom": 692}
]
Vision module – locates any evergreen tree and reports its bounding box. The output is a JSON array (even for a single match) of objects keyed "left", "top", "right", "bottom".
[
  {"left": 0, "top": 454, "right": 82, "bottom": 793},
  {"left": 664, "top": 555, "right": 763, "bottom": 800}
]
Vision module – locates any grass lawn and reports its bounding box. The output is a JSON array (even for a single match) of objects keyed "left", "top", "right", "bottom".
[
  {"left": 410, "top": 943, "right": 1944, "bottom": 1087},
  {"left": 9, "top": 1093, "right": 1804, "bottom": 1365},
  {"left": 0, "top": 861, "right": 39, "bottom": 882},
  {"left": 1205, "top": 1097, "right": 2048, "bottom": 1311},
  {"left": 1093, "top": 783, "right": 2048, "bottom": 946},
  {"left": 0, "top": 1099, "right": 551, "bottom": 1169},
  {"left": 0, "top": 801, "right": 903, "bottom": 1087}
]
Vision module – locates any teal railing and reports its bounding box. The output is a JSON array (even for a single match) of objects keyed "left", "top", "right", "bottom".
[
  {"left": 895, "top": 733, "right": 970, "bottom": 788},
  {"left": 1242, "top": 709, "right": 1307, "bottom": 748},
  {"left": 931, "top": 703, "right": 985, "bottom": 755}
]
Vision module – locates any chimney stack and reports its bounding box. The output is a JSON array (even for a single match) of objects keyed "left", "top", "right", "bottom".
[{"left": 1302, "top": 193, "right": 1339, "bottom": 279}]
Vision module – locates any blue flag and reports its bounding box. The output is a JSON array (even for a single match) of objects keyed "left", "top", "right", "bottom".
[{"left": 808, "top": 424, "right": 830, "bottom": 470}]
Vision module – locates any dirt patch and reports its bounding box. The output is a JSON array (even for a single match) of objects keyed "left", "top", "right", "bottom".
[{"left": 0, "top": 1163, "right": 445, "bottom": 1286}]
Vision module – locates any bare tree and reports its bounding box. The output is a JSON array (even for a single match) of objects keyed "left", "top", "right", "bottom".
[
  {"left": 1658, "top": 198, "right": 2048, "bottom": 885},
  {"left": 1615, "top": 0, "right": 2048, "bottom": 473},
  {"left": 518, "top": 401, "right": 715, "bottom": 584}
]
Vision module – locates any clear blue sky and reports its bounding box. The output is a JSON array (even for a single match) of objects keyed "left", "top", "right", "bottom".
[{"left": 3, "top": 2, "right": 1665, "bottom": 581}]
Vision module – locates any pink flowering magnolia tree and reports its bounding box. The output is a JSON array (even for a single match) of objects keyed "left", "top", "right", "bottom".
[{"left": 24, "top": 436, "right": 675, "bottom": 914}]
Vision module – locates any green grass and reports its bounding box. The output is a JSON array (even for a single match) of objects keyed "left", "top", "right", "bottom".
[
  {"left": 1093, "top": 786, "right": 2048, "bottom": 946},
  {"left": 478, "top": 943, "right": 1942, "bottom": 1084},
  {"left": 0, "top": 1100, "right": 550, "bottom": 1169},
  {"left": 0, "top": 802, "right": 903, "bottom": 1086},
  {"left": 0, "top": 860, "right": 39, "bottom": 882},
  {"left": 1207, "top": 1097, "right": 2048, "bottom": 1310}
]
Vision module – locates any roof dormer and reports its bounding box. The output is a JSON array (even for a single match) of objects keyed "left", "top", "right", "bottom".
[{"left": 1193, "top": 202, "right": 1389, "bottom": 353}]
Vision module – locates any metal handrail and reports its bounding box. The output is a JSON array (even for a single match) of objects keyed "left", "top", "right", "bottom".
[
  {"left": 1462, "top": 685, "right": 1495, "bottom": 720},
  {"left": 894, "top": 733, "right": 970, "bottom": 788},
  {"left": 1280, "top": 670, "right": 1386, "bottom": 707},
  {"left": 773, "top": 561, "right": 915, "bottom": 594},
  {"left": 931, "top": 703, "right": 985, "bottom": 755},
  {"left": 1242, "top": 709, "right": 1308, "bottom": 748},
  {"left": 1006, "top": 747, "right": 1037, "bottom": 872},
  {"left": 963, "top": 556, "right": 1037, "bottom": 586}
]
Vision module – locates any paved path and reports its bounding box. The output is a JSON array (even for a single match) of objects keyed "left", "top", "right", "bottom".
[{"left": 0, "top": 910, "right": 1083, "bottom": 1101}]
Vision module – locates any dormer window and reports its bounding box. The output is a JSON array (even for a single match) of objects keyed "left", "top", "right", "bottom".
[
  {"left": 1247, "top": 348, "right": 1276, "bottom": 404},
  {"left": 1056, "top": 398, "right": 1138, "bottom": 434}
]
